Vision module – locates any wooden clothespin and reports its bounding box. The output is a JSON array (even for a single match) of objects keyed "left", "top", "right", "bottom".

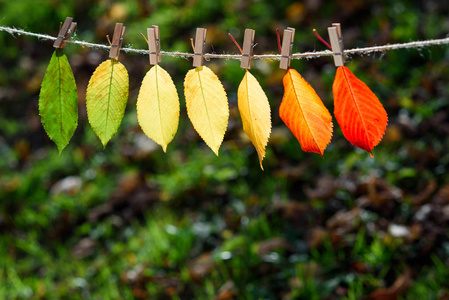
[
  {"left": 192, "top": 28, "right": 207, "bottom": 67},
  {"left": 327, "top": 23, "right": 345, "bottom": 66},
  {"left": 53, "top": 17, "right": 77, "bottom": 50},
  {"left": 240, "top": 29, "right": 255, "bottom": 69},
  {"left": 148, "top": 25, "right": 161, "bottom": 65},
  {"left": 109, "top": 23, "right": 126, "bottom": 61},
  {"left": 279, "top": 27, "right": 295, "bottom": 70}
]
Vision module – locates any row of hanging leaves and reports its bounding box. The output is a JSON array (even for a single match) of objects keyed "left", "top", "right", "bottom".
[
  {"left": 279, "top": 66, "right": 388, "bottom": 158},
  {"left": 39, "top": 28, "right": 388, "bottom": 169},
  {"left": 279, "top": 27, "right": 388, "bottom": 159}
]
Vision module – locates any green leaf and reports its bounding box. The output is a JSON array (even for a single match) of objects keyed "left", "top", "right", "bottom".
[
  {"left": 86, "top": 59, "right": 129, "bottom": 147},
  {"left": 38, "top": 49, "right": 78, "bottom": 153}
]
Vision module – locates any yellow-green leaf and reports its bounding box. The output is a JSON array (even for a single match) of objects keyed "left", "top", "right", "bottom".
[
  {"left": 86, "top": 59, "right": 129, "bottom": 147},
  {"left": 184, "top": 66, "right": 229, "bottom": 155},
  {"left": 238, "top": 70, "right": 271, "bottom": 169},
  {"left": 137, "top": 65, "right": 180, "bottom": 152},
  {"left": 39, "top": 49, "right": 78, "bottom": 153}
]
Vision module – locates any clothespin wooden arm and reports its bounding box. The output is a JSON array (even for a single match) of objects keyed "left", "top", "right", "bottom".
[
  {"left": 109, "top": 23, "right": 126, "bottom": 61},
  {"left": 279, "top": 27, "right": 295, "bottom": 70},
  {"left": 240, "top": 29, "right": 255, "bottom": 69},
  {"left": 327, "top": 23, "right": 345, "bottom": 67},
  {"left": 53, "top": 17, "right": 77, "bottom": 50},
  {"left": 148, "top": 25, "right": 161, "bottom": 65},
  {"left": 192, "top": 28, "right": 207, "bottom": 67}
]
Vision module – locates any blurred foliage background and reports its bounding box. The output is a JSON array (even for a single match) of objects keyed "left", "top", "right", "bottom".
[{"left": 1, "top": 0, "right": 449, "bottom": 299}]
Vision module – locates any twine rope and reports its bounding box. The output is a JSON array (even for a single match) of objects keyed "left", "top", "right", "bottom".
[{"left": 2, "top": 25, "right": 449, "bottom": 61}]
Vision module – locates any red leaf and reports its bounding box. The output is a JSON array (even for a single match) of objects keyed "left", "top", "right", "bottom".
[
  {"left": 333, "top": 66, "right": 388, "bottom": 157},
  {"left": 280, "top": 69, "right": 333, "bottom": 155}
]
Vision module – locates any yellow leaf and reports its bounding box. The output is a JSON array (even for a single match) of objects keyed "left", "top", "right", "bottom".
[
  {"left": 238, "top": 70, "right": 271, "bottom": 169},
  {"left": 137, "top": 65, "right": 180, "bottom": 152},
  {"left": 184, "top": 66, "right": 229, "bottom": 155}
]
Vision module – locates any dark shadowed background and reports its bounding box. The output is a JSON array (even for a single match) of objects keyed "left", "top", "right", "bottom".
[{"left": 1, "top": 0, "right": 449, "bottom": 299}]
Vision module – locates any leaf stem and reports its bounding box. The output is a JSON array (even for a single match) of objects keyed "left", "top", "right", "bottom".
[
  {"left": 313, "top": 29, "right": 332, "bottom": 50},
  {"left": 140, "top": 33, "right": 149, "bottom": 45},
  {"left": 106, "top": 35, "right": 112, "bottom": 46},
  {"left": 228, "top": 33, "right": 243, "bottom": 54},
  {"left": 190, "top": 38, "right": 195, "bottom": 52},
  {"left": 276, "top": 28, "right": 282, "bottom": 53}
]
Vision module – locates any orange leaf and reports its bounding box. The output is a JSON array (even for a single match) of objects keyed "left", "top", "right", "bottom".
[
  {"left": 333, "top": 66, "right": 388, "bottom": 157},
  {"left": 280, "top": 69, "right": 333, "bottom": 155}
]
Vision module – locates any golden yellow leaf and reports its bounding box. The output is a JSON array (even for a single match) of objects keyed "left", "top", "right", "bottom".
[
  {"left": 238, "top": 70, "right": 271, "bottom": 169},
  {"left": 137, "top": 65, "right": 180, "bottom": 152},
  {"left": 184, "top": 66, "right": 229, "bottom": 155}
]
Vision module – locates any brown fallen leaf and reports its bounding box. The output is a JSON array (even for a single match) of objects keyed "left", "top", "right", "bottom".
[
  {"left": 438, "top": 290, "right": 449, "bottom": 300},
  {"left": 274, "top": 161, "right": 311, "bottom": 180},
  {"left": 50, "top": 176, "right": 82, "bottom": 196},
  {"left": 367, "top": 176, "right": 402, "bottom": 208},
  {"left": 305, "top": 175, "right": 338, "bottom": 200},
  {"left": 188, "top": 252, "right": 215, "bottom": 282},
  {"left": 214, "top": 281, "right": 236, "bottom": 300},
  {"left": 326, "top": 208, "right": 361, "bottom": 234},
  {"left": 412, "top": 180, "right": 436, "bottom": 206},
  {"left": 273, "top": 200, "right": 309, "bottom": 221},
  {"left": 257, "top": 237, "right": 294, "bottom": 256},
  {"left": 363, "top": 268, "right": 412, "bottom": 300},
  {"left": 407, "top": 223, "right": 422, "bottom": 242},
  {"left": 433, "top": 185, "right": 449, "bottom": 205},
  {"left": 131, "top": 288, "right": 148, "bottom": 299},
  {"left": 351, "top": 261, "right": 370, "bottom": 274},
  {"left": 72, "top": 238, "right": 97, "bottom": 259},
  {"left": 307, "top": 227, "right": 328, "bottom": 249}
]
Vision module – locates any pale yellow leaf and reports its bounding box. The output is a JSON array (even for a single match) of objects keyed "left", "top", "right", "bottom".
[
  {"left": 238, "top": 70, "right": 271, "bottom": 169},
  {"left": 137, "top": 65, "right": 180, "bottom": 152},
  {"left": 184, "top": 66, "right": 229, "bottom": 155}
]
